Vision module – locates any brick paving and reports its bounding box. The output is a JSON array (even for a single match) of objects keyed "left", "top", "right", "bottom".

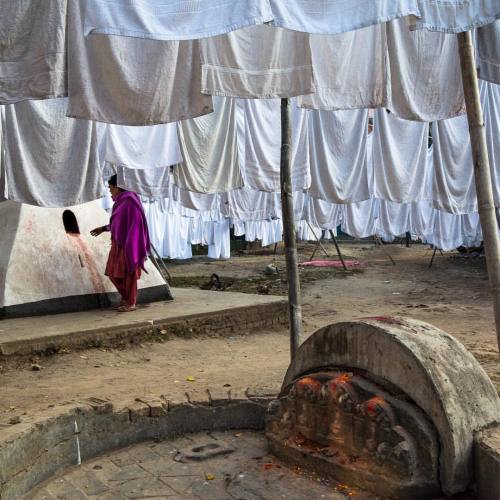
[{"left": 27, "top": 431, "right": 355, "bottom": 499}]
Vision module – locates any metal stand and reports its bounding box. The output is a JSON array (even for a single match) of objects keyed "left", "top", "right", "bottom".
[
  {"left": 374, "top": 235, "right": 396, "bottom": 266},
  {"left": 148, "top": 243, "right": 172, "bottom": 283}
]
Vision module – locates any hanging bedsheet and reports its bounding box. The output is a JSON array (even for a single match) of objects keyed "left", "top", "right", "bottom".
[
  {"left": 116, "top": 166, "right": 171, "bottom": 199},
  {"left": 372, "top": 109, "right": 430, "bottom": 203},
  {"left": 200, "top": 25, "right": 314, "bottom": 99},
  {"left": 297, "top": 24, "right": 387, "bottom": 110},
  {"left": 477, "top": 20, "right": 500, "bottom": 86},
  {"left": 432, "top": 116, "right": 477, "bottom": 214},
  {"left": 0, "top": 98, "right": 103, "bottom": 207},
  {"left": 67, "top": 0, "right": 213, "bottom": 126},
  {"left": 237, "top": 99, "right": 310, "bottom": 192},
  {"left": 99, "top": 123, "right": 181, "bottom": 169},
  {"left": 386, "top": 17, "right": 465, "bottom": 122},
  {"left": 0, "top": 0, "right": 67, "bottom": 104},
  {"left": 82, "top": 0, "right": 273, "bottom": 40},
  {"left": 307, "top": 108, "right": 371, "bottom": 204},
  {"left": 226, "top": 189, "right": 281, "bottom": 222},
  {"left": 175, "top": 97, "right": 243, "bottom": 193}
]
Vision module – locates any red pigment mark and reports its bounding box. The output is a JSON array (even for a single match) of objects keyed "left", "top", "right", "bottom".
[
  {"left": 328, "top": 373, "right": 352, "bottom": 392},
  {"left": 295, "top": 377, "right": 322, "bottom": 394},
  {"left": 67, "top": 234, "right": 106, "bottom": 294},
  {"left": 360, "top": 316, "right": 403, "bottom": 325},
  {"left": 365, "top": 396, "right": 386, "bottom": 416}
]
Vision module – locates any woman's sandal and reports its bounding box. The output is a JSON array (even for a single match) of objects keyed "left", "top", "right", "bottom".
[
  {"left": 113, "top": 300, "right": 127, "bottom": 310},
  {"left": 117, "top": 305, "right": 137, "bottom": 313}
]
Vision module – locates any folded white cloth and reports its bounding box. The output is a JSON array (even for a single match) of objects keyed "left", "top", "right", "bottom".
[
  {"left": 308, "top": 109, "right": 371, "bottom": 204},
  {"left": 386, "top": 17, "right": 465, "bottom": 121},
  {"left": 0, "top": 0, "right": 67, "bottom": 104},
  {"left": 82, "top": 0, "right": 273, "bottom": 40},
  {"left": 175, "top": 97, "right": 243, "bottom": 193},
  {"left": 67, "top": 0, "right": 213, "bottom": 125},
  {"left": 0, "top": 98, "right": 103, "bottom": 207},
  {"left": 372, "top": 109, "right": 431, "bottom": 203},
  {"left": 297, "top": 24, "right": 388, "bottom": 110},
  {"left": 200, "top": 25, "right": 314, "bottom": 98},
  {"left": 477, "top": 20, "right": 500, "bottom": 85},
  {"left": 100, "top": 123, "right": 182, "bottom": 169}
]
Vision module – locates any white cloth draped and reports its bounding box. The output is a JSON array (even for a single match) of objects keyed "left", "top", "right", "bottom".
[
  {"left": 116, "top": 166, "right": 171, "bottom": 199},
  {"left": 175, "top": 97, "right": 243, "bottom": 194},
  {"left": 372, "top": 109, "right": 430, "bottom": 203},
  {"left": 67, "top": 0, "right": 213, "bottom": 126},
  {"left": 0, "top": 98, "right": 103, "bottom": 207},
  {"left": 477, "top": 20, "right": 500, "bottom": 85},
  {"left": 308, "top": 109, "right": 370, "bottom": 204},
  {"left": 386, "top": 17, "right": 465, "bottom": 122},
  {"left": 200, "top": 25, "right": 314, "bottom": 99},
  {"left": 0, "top": 0, "right": 67, "bottom": 104}
]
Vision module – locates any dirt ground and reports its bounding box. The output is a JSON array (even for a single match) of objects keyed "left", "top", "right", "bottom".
[{"left": 1, "top": 241, "right": 498, "bottom": 427}]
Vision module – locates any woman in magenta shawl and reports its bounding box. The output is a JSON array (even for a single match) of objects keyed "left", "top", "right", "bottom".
[{"left": 91, "top": 175, "right": 150, "bottom": 312}]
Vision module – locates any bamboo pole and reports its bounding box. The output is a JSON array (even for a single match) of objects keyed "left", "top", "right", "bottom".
[
  {"left": 457, "top": 30, "right": 500, "bottom": 354},
  {"left": 280, "top": 98, "right": 303, "bottom": 359}
]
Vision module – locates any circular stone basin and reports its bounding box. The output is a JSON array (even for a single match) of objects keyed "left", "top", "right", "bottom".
[{"left": 26, "top": 431, "right": 365, "bottom": 499}]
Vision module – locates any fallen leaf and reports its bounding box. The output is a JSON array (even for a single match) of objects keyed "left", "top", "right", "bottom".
[
  {"left": 186, "top": 376, "right": 196, "bottom": 382},
  {"left": 205, "top": 473, "right": 215, "bottom": 481}
]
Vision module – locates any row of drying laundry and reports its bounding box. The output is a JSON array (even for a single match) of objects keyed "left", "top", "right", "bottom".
[
  {"left": 1, "top": 81, "right": 499, "bottom": 215},
  {"left": 138, "top": 191, "right": 485, "bottom": 259},
  {"left": 0, "top": 1, "right": 498, "bottom": 124}
]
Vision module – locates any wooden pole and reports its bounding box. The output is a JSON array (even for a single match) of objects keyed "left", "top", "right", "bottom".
[
  {"left": 280, "top": 98, "right": 302, "bottom": 359},
  {"left": 458, "top": 30, "right": 500, "bottom": 354}
]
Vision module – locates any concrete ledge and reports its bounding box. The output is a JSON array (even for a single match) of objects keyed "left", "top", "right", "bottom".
[
  {"left": 0, "top": 288, "right": 288, "bottom": 356},
  {"left": 475, "top": 425, "right": 500, "bottom": 500},
  {"left": 0, "top": 394, "right": 273, "bottom": 500}
]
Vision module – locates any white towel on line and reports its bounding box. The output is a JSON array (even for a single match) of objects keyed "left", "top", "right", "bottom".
[{"left": 477, "top": 20, "right": 500, "bottom": 85}]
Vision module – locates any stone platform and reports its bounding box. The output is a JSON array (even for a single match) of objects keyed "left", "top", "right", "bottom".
[{"left": 0, "top": 288, "right": 288, "bottom": 356}]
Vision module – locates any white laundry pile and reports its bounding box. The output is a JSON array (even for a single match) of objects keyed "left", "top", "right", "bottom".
[
  {"left": 0, "top": 0, "right": 67, "bottom": 104},
  {"left": 269, "top": 0, "right": 419, "bottom": 35},
  {"left": 372, "top": 109, "right": 431, "bottom": 202},
  {"left": 67, "top": 0, "right": 213, "bottom": 126},
  {"left": 0, "top": 98, "right": 103, "bottom": 207},
  {"left": 477, "top": 20, "right": 500, "bottom": 85},
  {"left": 175, "top": 97, "right": 243, "bottom": 193},
  {"left": 298, "top": 24, "right": 388, "bottom": 110},
  {"left": 237, "top": 99, "right": 310, "bottom": 192},
  {"left": 82, "top": 0, "right": 273, "bottom": 40},
  {"left": 386, "top": 17, "right": 465, "bottom": 121},
  {"left": 200, "top": 25, "right": 314, "bottom": 98},
  {"left": 307, "top": 108, "right": 370, "bottom": 203}
]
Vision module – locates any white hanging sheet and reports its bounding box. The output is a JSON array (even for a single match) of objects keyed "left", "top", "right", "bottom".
[
  {"left": 116, "top": 166, "right": 171, "bottom": 198},
  {"left": 269, "top": 0, "right": 419, "bottom": 35},
  {"left": 0, "top": 0, "right": 67, "bottom": 104},
  {"left": 341, "top": 198, "right": 379, "bottom": 239},
  {"left": 432, "top": 116, "right": 477, "bottom": 214},
  {"left": 207, "top": 219, "right": 231, "bottom": 259},
  {"left": 308, "top": 109, "right": 370, "bottom": 204},
  {"left": 172, "top": 185, "right": 221, "bottom": 212},
  {"left": 175, "top": 97, "right": 243, "bottom": 194},
  {"left": 481, "top": 80, "right": 500, "bottom": 206},
  {"left": 67, "top": 0, "right": 212, "bottom": 126},
  {"left": 0, "top": 98, "right": 103, "bottom": 207},
  {"left": 477, "top": 20, "right": 500, "bottom": 85},
  {"left": 386, "top": 17, "right": 465, "bottom": 121},
  {"left": 226, "top": 188, "right": 281, "bottom": 221},
  {"left": 303, "top": 196, "right": 343, "bottom": 230},
  {"left": 82, "top": 0, "right": 273, "bottom": 40},
  {"left": 372, "top": 109, "right": 431, "bottom": 202},
  {"left": 413, "top": 0, "right": 500, "bottom": 32},
  {"left": 200, "top": 25, "right": 314, "bottom": 98},
  {"left": 238, "top": 99, "right": 310, "bottom": 192},
  {"left": 297, "top": 24, "right": 388, "bottom": 110},
  {"left": 100, "top": 123, "right": 182, "bottom": 169}
]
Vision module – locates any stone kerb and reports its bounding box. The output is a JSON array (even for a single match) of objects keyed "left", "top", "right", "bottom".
[
  {"left": 281, "top": 317, "right": 500, "bottom": 496},
  {"left": 0, "top": 395, "right": 270, "bottom": 500}
]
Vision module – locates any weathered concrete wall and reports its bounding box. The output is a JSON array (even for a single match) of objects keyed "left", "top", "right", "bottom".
[
  {"left": 0, "top": 396, "right": 270, "bottom": 500},
  {"left": 475, "top": 425, "right": 500, "bottom": 500},
  {"left": 281, "top": 317, "right": 500, "bottom": 495},
  {"left": 0, "top": 201, "right": 169, "bottom": 316}
]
